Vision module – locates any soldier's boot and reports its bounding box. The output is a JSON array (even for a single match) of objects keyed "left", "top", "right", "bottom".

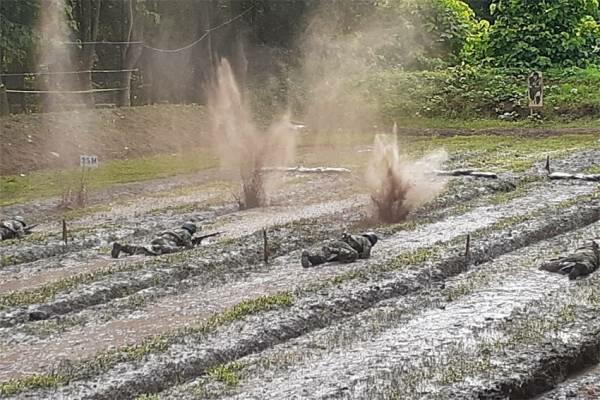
[
  {"left": 301, "top": 251, "right": 311, "bottom": 268},
  {"left": 132, "top": 245, "right": 158, "bottom": 256},
  {"left": 566, "top": 262, "right": 593, "bottom": 280},
  {"left": 115, "top": 244, "right": 150, "bottom": 257},
  {"left": 540, "top": 260, "right": 567, "bottom": 273},
  {"left": 111, "top": 243, "right": 122, "bottom": 259},
  {"left": 301, "top": 250, "right": 327, "bottom": 268}
]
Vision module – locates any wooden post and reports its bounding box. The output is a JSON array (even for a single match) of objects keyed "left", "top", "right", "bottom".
[
  {"left": 263, "top": 228, "right": 269, "bottom": 264},
  {"left": 0, "top": 83, "right": 8, "bottom": 116},
  {"left": 464, "top": 234, "right": 471, "bottom": 263},
  {"left": 62, "top": 219, "right": 68, "bottom": 245},
  {"left": 545, "top": 155, "right": 551, "bottom": 173}
]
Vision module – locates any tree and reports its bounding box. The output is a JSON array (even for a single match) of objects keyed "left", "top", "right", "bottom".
[
  {"left": 485, "top": 0, "right": 600, "bottom": 68},
  {"left": 376, "top": 0, "right": 482, "bottom": 68},
  {"left": 118, "top": 0, "right": 145, "bottom": 106},
  {"left": 0, "top": 0, "right": 38, "bottom": 71},
  {"left": 69, "top": 0, "right": 103, "bottom": 105}
]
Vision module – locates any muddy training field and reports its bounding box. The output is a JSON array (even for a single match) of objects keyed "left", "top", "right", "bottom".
[{"left": 0, "top": 130, "right": 600, "bottom": 400}]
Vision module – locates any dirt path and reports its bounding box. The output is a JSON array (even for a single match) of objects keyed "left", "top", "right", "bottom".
[
  {"left": 535, "top": 364, "right": 600, "bottom": 399},
  {"left": 216, "top": 222, "right": 600, "bottom": 400},
  {"left": 0, "top": 173, "right": 357, "bottom": 292},
  {"left": 0, "top": 182, "right": 592, "bottom": 381}
]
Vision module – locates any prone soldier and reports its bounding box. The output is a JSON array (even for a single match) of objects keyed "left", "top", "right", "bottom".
[
  {"left": 539, "top": 239, "right": 599, "bottom": 280},
  {"left": 111, "top": 222, "right": 219, "bottom": 258},
  {"left": 301, "top": 232, "right": 378, "bottom": 268},
  {"left": 0, "top": 216, "right": 33, "bottom": 240}
]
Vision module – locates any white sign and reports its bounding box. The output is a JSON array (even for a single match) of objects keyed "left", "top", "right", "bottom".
[
  {"left": 80, "top": 155, "right": 99, "bottom": 168},
  {"left": 528, "top": 71, "right": 543, "bottom": 108}
]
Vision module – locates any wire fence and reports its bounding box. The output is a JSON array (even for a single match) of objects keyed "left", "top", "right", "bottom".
[
  {"left": 0, "top": 69, "right": 138, "bottom": 77},
  {"left": 6, "top": 88, "right": 127, "bottom": 94},
  {"left": 0, "top": 6, "right": 252, "bottom": 112}
]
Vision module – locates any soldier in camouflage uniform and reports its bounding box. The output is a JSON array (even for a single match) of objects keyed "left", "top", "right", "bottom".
[
  {"left": 301, "top": 232, "right": 378, "bottom": 268},
  {"left": 0, "top": 216, "right": 28, "bottom": 240},
  {"left": 111, "top": 221, "right": 197, "bottom": 258},
  {"left": 539, "top": 239, "right": 600, "bottom": 280}
]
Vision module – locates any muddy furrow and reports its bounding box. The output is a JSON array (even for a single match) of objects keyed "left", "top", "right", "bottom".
[
  {"left": 0, "top": 172, "right": 346, "bottom": 271},
  {"left": 0, "top": 176, "right": 514, "bottom": 330},
  {"left": 0, "top": 181, "right": 590, "bottom": 379},
  {"left": 0, "top": 172, "right": 356, "bottom": 284},
  {"left": 11, "top": 192, "right": 599, "bottom": 399},
  {"left": 534, "top": 364, "right": 600, "bottom": 399},
  {"left": 163, "top": 220, "right": 600, "bottom": 400},
  {"left": 436, "top": 281, "right": 600, "bottom": 400},
  {"left": 0, "top": 203, "right": 359, "bottom": 329}
]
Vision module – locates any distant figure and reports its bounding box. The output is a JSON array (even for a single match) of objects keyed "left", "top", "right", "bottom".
[
  {"left": 539, "top": 239, "right": 599, "bottom": 280},
  {"left": 301, "top": 232, "right": 378, "bottom": 268},
  {"left": 111, "top": 222, "right": 197, "bottom": 258},
  {"left": 0, "top": 216, "right": 29, "bottom": 240},
  {"left": 528, "top": 71, "right": 543, "bottom": 107}
]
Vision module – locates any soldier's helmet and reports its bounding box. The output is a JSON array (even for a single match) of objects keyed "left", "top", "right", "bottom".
[
  {"left": 362, "top": 232, "right": 378, "bottom": 246},
  {"left": 182, "top": 222, "right": 197, "bottom": 235},
  {"left": 14, "top": 216, "right": 26, "bottom": 227}
]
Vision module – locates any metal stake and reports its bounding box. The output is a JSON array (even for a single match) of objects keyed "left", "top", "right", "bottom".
[
  {"left": 263, "top": 228, "right": 269, "bottom": 264},
  {"left": 62, "top": 219, "right": 68, "bottom": 245}
]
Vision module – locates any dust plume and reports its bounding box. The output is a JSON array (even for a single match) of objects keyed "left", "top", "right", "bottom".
[
  {"left": 36, "top": 0, "right": 96, "bottom": 207},
  {"left": 209, "top": 58, "right": 295, "bottom": 209},
  {"left": 296, "top": 2, "right": 418, "bottom": 134},
  {"left": 367, "top": 134, "right": 448, "bottom": 223}
]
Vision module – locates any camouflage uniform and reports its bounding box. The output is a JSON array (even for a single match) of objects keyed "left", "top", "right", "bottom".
[
  {"left": 112, "top": 223, "right": 195, "bottom": 258},
  {"left": 0, "top": 218, "right": 27, "bottom": 240},
  {"left": 302, "top": 233, "right": 377, "bottom": 268},
  {"left": 539, "top": 240, "right": 600, "bottom": 280}
]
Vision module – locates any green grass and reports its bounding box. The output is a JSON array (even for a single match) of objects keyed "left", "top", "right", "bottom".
[
  {"left": 586, "top": 165, "right": 600, "bottom": 174},
  {"left": 392, "top": 116, "right": 600, "bottom": 130},
  {"left": 207, "top": 362, "right": 243, "bottom": 386},
  {"left": 0, "top": 374, "right": 66, "bottom": 396},
  {"left": 0, "top": 151, "right": 218, "bottom": 207},
  {"left": 406, "top": 133, "right": 598, "bottom": 172}
]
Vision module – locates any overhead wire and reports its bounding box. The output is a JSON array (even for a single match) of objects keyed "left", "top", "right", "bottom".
[{"left": 3, "top": 7, "right": 252, "bottom": 95}]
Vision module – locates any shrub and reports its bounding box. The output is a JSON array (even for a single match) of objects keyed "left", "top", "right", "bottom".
[{"left": 484, "top": 0, "right": 600, "bottom": 68}]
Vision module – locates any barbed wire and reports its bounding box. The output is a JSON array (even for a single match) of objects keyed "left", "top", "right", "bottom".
[
  {"left": 2, "top": 7, "right": 252, "bottom": 97},
  {"left": 6, "top": 87, "right": 126, "bottom": 94},
  {"left": 59, "top": 6, "right": 252, "bottom": 53},
  {"left": 60, "top": 41, "right": 143, "bottom": 45},
  {"left": 0, "top": 69, "right": 138, "bottom": 77}
]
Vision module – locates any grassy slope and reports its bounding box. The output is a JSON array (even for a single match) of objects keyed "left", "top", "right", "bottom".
[
  {"left": 1, "top": 132, "right": 597, "bottom": 207},
  {"left": 0, "top": 152, "right": 217, "bottom": 207}
]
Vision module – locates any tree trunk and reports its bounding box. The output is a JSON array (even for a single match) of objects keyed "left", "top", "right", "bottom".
[
  {"left": 118, "top": 0, "right": 144, "bottom": 107},
  {"left": 77, "top": 0, "right": 102, "bottom": 107},
  {"left": 0, "top": 83, "right": 8, "bottom": 116}
]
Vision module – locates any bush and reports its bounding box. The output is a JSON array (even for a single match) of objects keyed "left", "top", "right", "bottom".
[
  {"left": 362, "top": 64, "right": 600, "bottom": 121},
  {"left": 362, "top": 65, "right": 525, "bottom": 120},
  {"left": 375, "top": 0, "right": 484, "bottom": 68},
  {"left": 544, "top": 65, "right": 600, "bottom": 118},
  {"left": 484, "top": 0, "right": 600, "bottom": 68}
]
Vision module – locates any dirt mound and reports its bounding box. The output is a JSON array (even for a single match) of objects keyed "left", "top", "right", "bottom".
[{"left": 0, "top": 105, "right": 210, "bottom": 175}]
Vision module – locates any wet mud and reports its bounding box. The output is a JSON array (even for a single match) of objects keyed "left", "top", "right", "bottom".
[{"left": 1, "top": 143, "right": 599, "bottom": 399}]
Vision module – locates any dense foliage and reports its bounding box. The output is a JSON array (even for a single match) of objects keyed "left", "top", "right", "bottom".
[
  {"left": 1, "top": 0, "right": 599, "bottom": 121},
  {"left": 0, "top": 0, "right": 39, "bottom": 67},
  {"left": 484, "top": 0, "right": 600, "bottom": 67}
]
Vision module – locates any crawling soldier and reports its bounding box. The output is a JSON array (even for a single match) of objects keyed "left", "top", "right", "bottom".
[
  {"left": 111, "top": 221, "right": 197, "bottom": 258},
  {"left": 301, "top": 232, "right": 378, "bottom": 268},
  {"left": 0, "top": 216, "right": 29, "bottom": 240},
  {"left": 539, "top": 239, "right": 599, "bottom": 280}
]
